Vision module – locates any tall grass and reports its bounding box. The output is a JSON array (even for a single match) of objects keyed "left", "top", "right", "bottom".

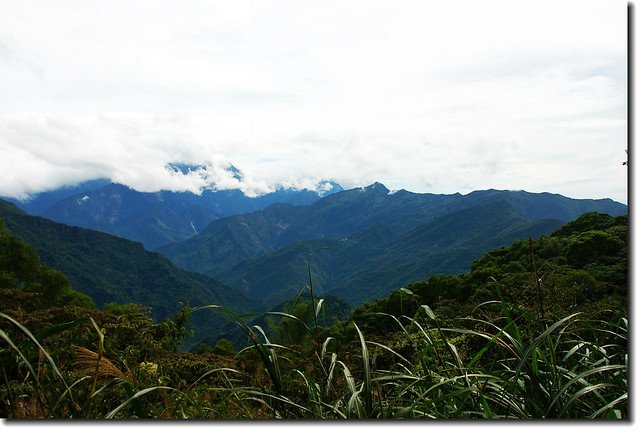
[
  {"left": 0, "top": 311, "right": 202, "bottom": 418},
  {"left": 189, "top": 291, "right": 627, "bottom": 419},
  {"left": 1, "top": 294, "right": 627, "bottom": 419}
]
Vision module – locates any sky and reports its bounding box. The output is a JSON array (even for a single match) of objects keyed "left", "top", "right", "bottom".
[{"left": 0, "top": 0, "right": 628, "bottom": 203}]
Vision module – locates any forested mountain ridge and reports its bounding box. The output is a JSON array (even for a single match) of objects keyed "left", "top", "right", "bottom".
[
  {"left": 211, "top": 199, "right": 565, "bottom": 308},
  {"left": 0, "top": 199, "right": 256, "bottom": 348},
  {"left": 160, "top": 184, "right": 626, "bottom": 274},
  {"left": 158, "top": 184, "right": 626, "bottom": 308}
]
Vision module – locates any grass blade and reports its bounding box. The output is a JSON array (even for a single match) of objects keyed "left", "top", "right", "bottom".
[
  {"left": 353, "top": 322, "right": 372, "bottom": 416},
  {"left": 590, "top": 393, "right": 628, "bottom": 419},
  {"left": 105, "top": 386, "right": 179, "bottom": 418}
]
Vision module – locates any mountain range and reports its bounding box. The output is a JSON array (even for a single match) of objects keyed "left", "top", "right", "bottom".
[
  {"left": 4, "top": 178, "right": 342, "bottom": 249},
  {"left": 0, "top": 179, "right": 627, "bottom": 345},
  {"left": 157, "top": 183, "right": 627, "bottom": 308}
]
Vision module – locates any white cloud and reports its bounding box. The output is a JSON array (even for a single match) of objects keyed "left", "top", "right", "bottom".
[{"left": 0, "top": 0, "right": 628, "bottom": 203}]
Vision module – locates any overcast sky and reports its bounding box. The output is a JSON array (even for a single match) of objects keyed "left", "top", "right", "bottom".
[{"left": 0, "top": 0, "right": 628, "bottom": 202}]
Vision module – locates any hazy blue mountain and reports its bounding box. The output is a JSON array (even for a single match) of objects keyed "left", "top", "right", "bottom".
[
  {"left": 11, "top": 179, "right": 343, "bottom": 249},
  {"left": 0, "top": 199, "right": 256, "bottom": 348},
  {"left": 40, "top": 183, "right": 220, "bottom": 249},
  {"left": 158, "top": 183, "right": 626, "bottom": 308},
  {"left": 3, "top": 178, "right": 110, "bottom": 215},
  {"left": 187, "top": 181, "right": 343, "bottom": 217}
]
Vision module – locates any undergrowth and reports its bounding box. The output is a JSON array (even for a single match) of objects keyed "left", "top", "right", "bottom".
[{"left": 0, "top": 293, "right": 627, "bottom": 419}]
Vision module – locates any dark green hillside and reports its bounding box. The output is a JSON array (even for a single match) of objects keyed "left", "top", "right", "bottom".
[
  {"left": 465, "top": 189, "right": 627, "bottom": 221},
  {"left": 351, "top": 211, "right": 627, "bottom": 328},
  {"left": 0, "top": 199, "right": 255, "bottom": 348},
  {"left": 279, "top": 183, "right": 453, "bottom": 240},
  {"left": 327, "top": 199, "right": 566, "bottom": 305},
  {"left": 0, "top": 219, "right": 94, "bottom": 309},
  {"left": 213, "top": 238, "right": 339, "bottom": 306},
  {"left": 158, "top": 202, "right": 303, "bottom": 274}
]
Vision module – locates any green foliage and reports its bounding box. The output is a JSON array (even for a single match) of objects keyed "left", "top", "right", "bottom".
[
  {"left": 552, "top": 212, "right": 625, "bottom": 238},
  {"left": 211, "top": 339, "right": 236, "bottom": 356},
  {"left": 0, "top": 219, "right": 94, "bottom": 309},
  {"left": 268, "top": 299, "right": 314, "bottom": 345},
  {"left": 564, "top": 230, "right": 624, "bottom": 268},
  {"left": 537, "top": 235, "right": 562, "bottom": 258},
  {"left": 0, "top": 202, "right": 256, "bottom": 349},
  {"left": 158, "top": 305, "right": 193, "bottom": 353}
]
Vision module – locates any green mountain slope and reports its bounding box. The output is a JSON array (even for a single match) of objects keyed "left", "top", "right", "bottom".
[
  {"left": 159, "top": 184, "right": 626, "bottom": 279},
  {"left": 325, "top": 199, "right": 566, "bottom": 305},
  {"left": 215, "top": 199, "right": 566, "bottom": 308},
  {"left": 0, "top": 218, "right": 94, "bottom": 310},
  {"left": 158, "top": 202, "right": 303, "bottom": 273},
  {"left": 0, "top": 199, "right": 256, "bottom": 348},
  {"left": 160, "top": 184, "right": 625, "bottom": 308}
]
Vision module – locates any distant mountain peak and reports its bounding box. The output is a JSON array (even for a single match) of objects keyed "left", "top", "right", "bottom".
[
  {"left": 360, "top": 182, "right": 389, "bottom": 193},
  {"left": 165, "top": 162, "right": 343, "bottom": 197},
  {"left": 225, "top": 164, "right": 244, "bottom": 181},
  {"left": 316, "top": 180, "right": 343, "bottom": 196}
]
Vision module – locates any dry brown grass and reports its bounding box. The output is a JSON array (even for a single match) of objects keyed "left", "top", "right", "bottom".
[{"left": 74, "top": 347, "right": 127, "bottom": 381}]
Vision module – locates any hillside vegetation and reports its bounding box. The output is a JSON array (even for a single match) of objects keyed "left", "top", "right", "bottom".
[
  {"left": 0, "top": 211, "right": 627, "bottom": 419},
  {"left": 0, "top": 219, "right": 94, "bottom": 310},
  {"left": 0, "top": 199, "right": 255, "bottom": 349}
]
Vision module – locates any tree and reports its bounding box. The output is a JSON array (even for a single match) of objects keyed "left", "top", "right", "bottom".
[{"left": 564, "top": 230, "right": 624, "bottom": 267}]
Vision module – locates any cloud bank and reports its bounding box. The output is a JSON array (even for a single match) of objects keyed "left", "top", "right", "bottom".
[{"left": 0, "top": 0, "right": 628, "bottom": 202}]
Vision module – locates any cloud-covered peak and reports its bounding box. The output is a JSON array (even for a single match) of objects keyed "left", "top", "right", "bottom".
[
  {"left": 0, "top": 113, "right": 347, "bottom": 200},
  {"left": 162, "top": 161, "right": 271, "bottom": 197}
]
